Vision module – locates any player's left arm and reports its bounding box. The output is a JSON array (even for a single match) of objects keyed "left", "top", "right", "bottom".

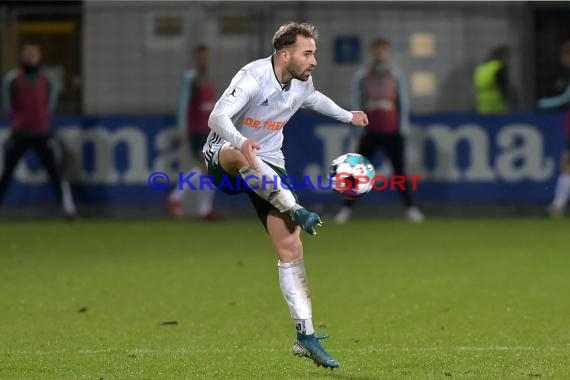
[
  {"left": 46, "top": 72, "right": 59, "bottom": 114},
  {"left": 538, "top": 82, "right": 570, "bottom": 110},
  {"left": 302, "top": 89, "right": 368, "bottom": 127},
  {"left": 395, "top": 70, "right": 410, "bottom": 135}
]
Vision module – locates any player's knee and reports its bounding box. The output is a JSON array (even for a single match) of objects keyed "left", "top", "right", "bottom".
[
  {"left": 219, "top": 147, "right": 248, "bottom": 175},
  {"left": 223, "top": 147, "right": 246, "bottom": 165},
  {"left": 276, "top": 235, "right": 303, "bottom": 262}
]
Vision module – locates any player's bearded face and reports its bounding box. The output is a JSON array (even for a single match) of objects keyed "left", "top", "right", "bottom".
[{"left": 286, "top": 37, "right": 317, "bottom": 81}]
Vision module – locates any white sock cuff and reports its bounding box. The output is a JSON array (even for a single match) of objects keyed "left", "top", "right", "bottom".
[
  {"left": 278, "top": 259, "right": 304, "bottom": 269},
  {"left": 295, "top": 318, "right": 315, "bottom": 335}
]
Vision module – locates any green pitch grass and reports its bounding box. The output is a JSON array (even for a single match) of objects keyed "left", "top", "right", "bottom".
[{"left": 0, "top": 217, "right": 569, "bottom": 379}]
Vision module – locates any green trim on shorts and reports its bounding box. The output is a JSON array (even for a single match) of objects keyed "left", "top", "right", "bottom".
[{"left": 205, "top": 150, "right": 298, "bottom": 229}]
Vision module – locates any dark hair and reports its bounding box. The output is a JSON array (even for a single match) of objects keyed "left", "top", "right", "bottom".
[
  {"left": 370, "top": 39, "right": 390, "bottom": 49},
  {"left": 488, "top": 45, "right": 508, "bottom": 61},
  {"left": 272, "top": 22, "right": 318, "bottom": 51},
  {"left": 194, "top": 44, "right": 209, "bottom": 55}
]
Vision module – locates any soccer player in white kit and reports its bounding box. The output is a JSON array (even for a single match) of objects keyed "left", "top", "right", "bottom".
[{"left": 204, "top": 22, "right": 368, "bottom": 368}]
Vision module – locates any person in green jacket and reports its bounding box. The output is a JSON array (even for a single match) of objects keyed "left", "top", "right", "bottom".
[{"left": 474, "top": 46, "right": 511, "bottom": 114}]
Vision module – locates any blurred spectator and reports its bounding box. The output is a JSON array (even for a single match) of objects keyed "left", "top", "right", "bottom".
[
  {"left": 167, "top": 44, "right": 220, "bottom": 220},
  {"left": 474, "top": 45, "right": 515, "bottom": 114},
  {"left": 334, "top": 39, "right": 424, "bottom": 224},
  {"left": 0, "top": 43, "right": 76, "bottom": 219},
  {"left": 538, "top": 41, "right": 570, "bottom": 218}
]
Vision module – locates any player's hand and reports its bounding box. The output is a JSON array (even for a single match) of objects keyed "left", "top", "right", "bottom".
[
  {"left": 241, "top": 139, "right": 261, "bottom": 170},
  {"left": 350, "top": 111, "right": 368, "bottom": 127}
]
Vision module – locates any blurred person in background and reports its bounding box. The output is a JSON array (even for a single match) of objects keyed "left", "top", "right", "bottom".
[
  {"left": 167, "top": 44, "right": 220, "bottom": 220},
  {"left": 334, "top": 39, "right": 424, "bottom": 224},
  {"left": 0, "top": 43, "right": 76, "bottom": 219},
  {"left": 474, "top": 45, "right": 514, "bottom": 114},
  {"left": 538, "top": 41, "right": 570, "bottom": 218}
]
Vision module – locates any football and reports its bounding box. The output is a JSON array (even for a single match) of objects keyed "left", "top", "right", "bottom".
[{"left": 328, "top": 153, "right": 375, "bottom": 199}]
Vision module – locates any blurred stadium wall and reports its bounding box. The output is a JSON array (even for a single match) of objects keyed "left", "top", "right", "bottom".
[
  {"left": 1, "top": 1, "right": 570, "bottom": 218},
  {"left": 85, "top": 1, "right": 529, "bottom": 115}
]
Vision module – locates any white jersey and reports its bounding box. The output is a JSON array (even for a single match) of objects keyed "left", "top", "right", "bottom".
[{"left": 204, "top": 56, "right": 353, "bottom": 168}]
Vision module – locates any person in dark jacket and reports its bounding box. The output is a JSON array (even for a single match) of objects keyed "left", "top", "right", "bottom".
[
  {"left": 0, "top": 43, "right": 76, "bottom": 218},
  {"left": 167, "top": 45, "right": 220, "bottom": 220},
  {"left": 334, "top": 39, "right": 423, "bottom": 223}
]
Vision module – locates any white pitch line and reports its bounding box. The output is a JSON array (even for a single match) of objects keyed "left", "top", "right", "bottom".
[{"left": 2, "top": 346, "right": 568, "bottom": 356}]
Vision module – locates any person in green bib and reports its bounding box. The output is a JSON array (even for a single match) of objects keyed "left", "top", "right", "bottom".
[{"left": 474, "top": 46, "right": 512, "bottom": 114}]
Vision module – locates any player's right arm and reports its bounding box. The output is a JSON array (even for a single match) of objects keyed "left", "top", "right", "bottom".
[
  {"left": 176, "top": 70, "right": 196, "bottom": 134},
  {"left": 1, "top": 70, "right": 17, "bottom": 114},
  {"left": 538, "top": 82, "right": 570, "bottom": 109},
  {"left": 208, "top": 70, "right": 261, "bottom": 168},
  {"left": 351, "top": 68, "right": 365, "bottom": 110},
  {"left": 395, "top": 69, "right": 410, "bottom": 135}
]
